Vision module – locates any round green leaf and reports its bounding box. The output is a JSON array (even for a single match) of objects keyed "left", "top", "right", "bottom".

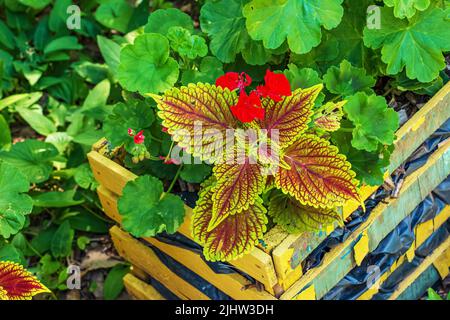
[
  {"left": 118, "top": 34, "right": 179, "bottom": 94},
  {"left": 0, "top": 140, "right": 58, "bottom": 183},
  {"left": 118, "top": 175, "right": 185, "bottom": 237},
  {"left": 344, "top": 93, "right": 399, "bottom": 152},
  {"left": 144, "top": 8, "right": 193, "bottom": 35},
  {"left": 0, "top": 163, "right": 33, "bottom": 238}
]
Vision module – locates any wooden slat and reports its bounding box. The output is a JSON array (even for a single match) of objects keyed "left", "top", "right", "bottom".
[
  {"left": 389, "top": 237, "right": 450, "bottom": 300},
  {"left": 89, "top": 152, "right": 280, "bottom": 296},
  {"left": 272, "top": 82, "right": 450, "bottom": 289},
  {"left": 358, "top": 205, "right": 450, "bottom": 300},
  {"left": 281, "top": 139, "right": 450, "bottom": 300},
  {"left": 110, "top": 226, "right": 210, "bottom": 300},
  {"left": 123, "top": 273, "right": 166, "bottom": 300}
]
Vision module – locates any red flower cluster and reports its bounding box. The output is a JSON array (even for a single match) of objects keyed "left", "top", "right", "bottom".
[
  {"left": 215, "top": 70, "right": 292, "bottom": 123},
  {"left": 128, "top": 128, "right": 145, "bottom": 144}
]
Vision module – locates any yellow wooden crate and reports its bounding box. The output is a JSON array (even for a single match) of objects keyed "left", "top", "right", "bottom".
[{"left": 89, "top": 82, "right": 450, "bottom": 299}]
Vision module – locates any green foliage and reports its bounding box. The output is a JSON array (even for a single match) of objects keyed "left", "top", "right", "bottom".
[
  {"left": 103, "top": 264, "right": 130, "bottom": 300},
  {"left": 344, "top": 93, "right": 399, "bottom": 152},
  {"left": 0, "top": 163, "right": 33, "bottom": 238},
  {"left": 118, "top": 33, "right": 179, "bottom": 94},
  {"left": 118, "top": 175, "right": 185, "bottom": 237},
  {"left": 363, "top": 7, "right": 450, "bottom": 82},
  {"left": 243, "top": 0, "right": 344, "bottom": 54}
]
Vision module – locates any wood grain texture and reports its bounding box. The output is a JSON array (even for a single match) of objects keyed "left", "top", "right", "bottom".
[{"left": 123, "top": 273, "right": 166, "bottom": 300}]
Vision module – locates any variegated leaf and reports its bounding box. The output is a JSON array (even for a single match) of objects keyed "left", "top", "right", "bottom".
[
  {"left": 275, "top": 134, "right": 360, "bottom": 208},
  {"left": 314, "top": 101, "right": 345, "bottom": 132},
  {"left": 268, "top": 191, "right": 341, "bottom": 233},
  {"left": 192, "top": 190, "right": 267, "bottom": 262},
  {"left": 258, "top": 84, "right": 322, "bottom": 149},
  {"left": 150, "top": 83, "right": 238, "bottom": 163},
  {"left": 209, "top": 156, "right": 265, "bottom": 230},
  {"left": 0, "top": 261, "right": 50, "bottom": 300}
]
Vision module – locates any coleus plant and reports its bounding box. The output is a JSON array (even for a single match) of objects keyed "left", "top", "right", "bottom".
[
  {"left": 0, "top": 261, "right": 50, "bottom": 300},
  {"left": 151, "top": 71, "right": 362, "bottom": 261}
]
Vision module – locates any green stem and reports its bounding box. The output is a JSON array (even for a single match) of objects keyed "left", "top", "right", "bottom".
[
  {"left": 339, "top": 127, "right": 354, "bottom": 133},
  {"left": 164, "top": 140, "right": 175, "bottom": 163},
  {"left": 165, "top": 164, "right": 183, "bottom": 195},
  {"left": 26, "top": 239, "right": 42, "bottom": 258}
]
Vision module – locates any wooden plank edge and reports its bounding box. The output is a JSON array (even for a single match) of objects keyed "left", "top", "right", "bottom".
[
  {"left": 110, "top": 226, "right": 210, "bottom": 300},
  {"left": 123, "top": 273, "right": 166, "bottom": 300}
]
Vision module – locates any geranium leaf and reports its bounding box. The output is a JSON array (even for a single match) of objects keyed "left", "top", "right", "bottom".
[
  {"left": 209, "top": 157, "right": 266, "bottom": 230},
  {"left": 151, "top": 83, "right": 238, "bottom": 163},
  {"left": 268, "top": 191, "right": 341, "bottom": 233},
  {"left": 95, "top": 0, "right": 134, "bottom": 33},
  {"left": 275, "top": 134, "right": 360, "bottom": 208},
  {"left": 0, "top": 163, "right": 33, "bottom": 239},
  {"left": 0, "top": 261, "right": 50, "bottom": 300},
  {"left": 332, "top": 129, "right": 391, "bottom": 186},
  {"left": 258, "top": 85, "right": 322, "bottom": 149},
  {"left": 314, "top": 101, "right": 345, "bottom": 132},
  {"left": 118, "top": 175, "right": 185, "bottom": 237},
  {"left": 344, "top": 93, "right": 399, "bottom": 152},
  {"left": 243, "top": 0, "right": 344, "bottom": 54},
  {"left": 283, "top": 64, "right": 325, "bottom": 106},
  {"left": 0, "top": 140, "right": 58, "bottom": 183},
  {"left": 181, "top": 57, "right": 224, "bottom": 85},
  {"left": 180, "top": 163, "right": 212, "bottom": 184},
  {"left": 144, "top": 8, "right": 193, "bottom": 35},
  {"left": 384, "top": 0, "right": 431, "bottom": 19},
  {"left": 118, "top": 34, "right": 179, "bottom": 95},
  {"left": 200, "top": 0, "right": 249, "bottom": 63},
  {"left": 323, "top": 60, "right": 376, "bottom": 97},
  {"left": 167, "top": 27, "right": 208, "bottom": 60},
  {"left": 192, "top": 182, "right": 267, "bottom": 262},
  {"left": 103, "top": 99, "right": 155, "bottom": 150},
  {"left": 363, "top": 7, "right": 450, "bottom": 82}
]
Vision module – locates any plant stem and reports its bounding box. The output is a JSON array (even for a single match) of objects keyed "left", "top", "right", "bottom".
[
  {"left": 165, "top": 140, "right": 175, "bottom": 163},
  {"left": 166, "top": 164, "right": 183, "bottom": 195},
  {"left": 339, "top": 127, "right": 354, "bottom": 132}
]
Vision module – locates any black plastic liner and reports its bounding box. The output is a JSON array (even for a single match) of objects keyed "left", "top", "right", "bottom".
[
  {"left": 143, "top": 275, "right": 181, "bottom": 300},
  {"left": 303, "top": 119, "right": 450, "bottom": 273},
  {"left": 138, "top": 237, "right": 232, "bottom": 300},
  {"left": 322, "top": 177, "right": 449, "bottom": 300}
]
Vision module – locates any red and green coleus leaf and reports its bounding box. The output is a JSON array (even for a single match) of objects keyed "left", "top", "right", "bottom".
[
  {"left": 275, "top": 134, "right": 360, "bottom": 209},
  {"left": 0, "top": 261, "right": 50, "bottom": 300},
  {"left": 150, "top": 83, "right": 238, "bottom": 163},
  {"left": 313, "top": 101, "right": 346, "bottom": 132},
  {"left": 258, "top": 85, "right": 322, "bottom": 149},
  {"left": 268, "top": 191, "right": 341, "bottom": 233},
  {"left": 192, "top": 180, "right": 267, "bottom": 262},
  {"left": 209, "top": 155, "right": 266, "bottom": 230}
]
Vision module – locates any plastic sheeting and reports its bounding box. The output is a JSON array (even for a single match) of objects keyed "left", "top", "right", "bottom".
[
  {"left": 303, "top": 119, "right": 450, "bottom": 273},
  {"left": 322, "top": 177, "right": 450, "bottom": 300}
]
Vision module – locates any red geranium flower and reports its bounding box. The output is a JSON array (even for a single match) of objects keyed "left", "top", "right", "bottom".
[
  {"left": 230, "top": 91, "right": 264, "bottom": 123},
  {"left": 134, "top": 130, "right": 145, "bottom": 144},
  {"left": 159, "top": 156, "right": 181, "bottom": 165},
  {"left": 257, "top": 70, "right": 291, "bottom": 102},
  {"left": 128, "top": 128, "right": 145, "bottom": 144},
  {"left": 216, "top": 72, "right": 252, "bottom": 91}
]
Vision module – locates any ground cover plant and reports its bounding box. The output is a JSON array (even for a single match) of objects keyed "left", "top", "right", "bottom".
[{"left": 0, "top": 0, "right": 449, "bottom": 299}]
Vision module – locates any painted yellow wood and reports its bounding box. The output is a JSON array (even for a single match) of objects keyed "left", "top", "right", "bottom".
[
  {"left": 110, "top": 226, "right": 210, "bottom": 300},
  {"left": 295, "top": 285, "right": 316, "bottom": 300},
  {"left": 433, "top": 246, "right": 450, "bottom": 279},
  {"left": 271, "top": 82, "right": 450, "bottom": 290},
  {"left": 353, "top": 231, "right": 369, "bottom": 267},
  {"left": 96, "top": 181, "right": 280, "bottom": 296},
  {"left": 281, "top": 140, "right": 450, "bottom": 300},
  {"left": 129, "top": 265, "right": 149, "bottom": 282},
  {"left": 415, "top": 219, "right": 434, "bottom": 247},
  {"left": 144, "top": 237, "right": 277, "bottom": 300},
  {"left": 389, "top": 237, "right": 450, "bottom": 300},
  {"left": 123, "top": 273, "right": 166, "bottom": 300},
  {"left": 357, "top": 205, "right": 450, "bottom": 300}
]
